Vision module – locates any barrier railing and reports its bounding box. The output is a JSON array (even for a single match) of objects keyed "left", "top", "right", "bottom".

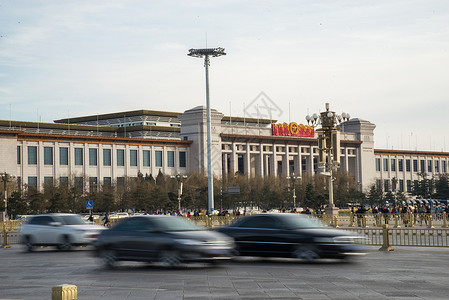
[
  {"left": 317, "top": 212, "right": 449, "bottom": 229},
  {"left": 342, "top": 226, "right": 449, "bottom": 249},
  {"left": 3, "top": 213, "right": 449, "bottom": 249}
]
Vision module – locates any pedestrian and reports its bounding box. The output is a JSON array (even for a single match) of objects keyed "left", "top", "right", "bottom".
[{"left": 103, "top": 212, "right": 110, "bottom": 227}]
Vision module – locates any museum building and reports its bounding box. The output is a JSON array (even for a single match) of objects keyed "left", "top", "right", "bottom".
[{"left": 0, "top": 106, "right": 448, "bottom": 195}]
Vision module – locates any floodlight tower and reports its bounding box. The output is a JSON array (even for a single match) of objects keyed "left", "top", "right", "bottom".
[{"left": 188, "top": 47, "right": 226, "bottom": 214}]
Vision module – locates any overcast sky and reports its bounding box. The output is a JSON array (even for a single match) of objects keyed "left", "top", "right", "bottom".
[{"left": 1, "top": 0, "right": 448, "bottom": 151}]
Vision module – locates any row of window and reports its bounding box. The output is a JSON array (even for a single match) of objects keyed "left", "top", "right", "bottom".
[
  {"left": 18, "top": 146, "right": 186, "bottom": 168},
  {"left": 376, "top": 178, "right": 432, "bottom": 194},
  {"left": 375, "top": 157, "right": 448, "bottom": 173},
  {"left": 27, "top": 176, "right": 126, "bottom": 191}
]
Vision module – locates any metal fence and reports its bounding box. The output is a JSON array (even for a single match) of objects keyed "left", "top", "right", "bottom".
[
  {"left": 342, "top": 226, "right": 449, "bottom": 247},
  {"left": 2, "top": 213, "right": 449, "bottom": 249}
]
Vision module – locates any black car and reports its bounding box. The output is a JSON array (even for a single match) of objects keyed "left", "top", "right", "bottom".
[
  {"left": 216, "top": 213, "right": 365, "bottom": 261},
  {"left": 93, "top": 215, "right": 234, "bottom": 268}
]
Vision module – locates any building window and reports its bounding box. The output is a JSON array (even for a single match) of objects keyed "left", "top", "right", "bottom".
[
  {"left": 406, "top": 180, "right": 412, "bottom": 192},
  {"left": 376, "top": 179, "right": 382, "bottom": 190},
  {"left": 383, "top": 158, "right": 389, "bottom": 172},
  {"left": 103, "top": 149, "right": 111, "bottom": 166},
  {"left": 399, "top": 179, "right": 404, "bottom": 192},
  {"left": 435, "top": 160, "right": 440, "bottom": 172},
  {"left": 89, "top": 149, "right": 98, "bottom": 166},
  {"left": 413, "top": 159, "right": 418, "bottom": 172},
  {"left": 44, "top": 147, "right": 53, "bottom": 165},
  {"left": 60, "top": 147, "right": 69, "bottom": 165},
  {"left": 117, "top": 149, "right": 125, "bottom": 166},
  {"left": 427, "top": 160, "right": 432, "bottom": 173},
  {"left": 443, "top": 161, "right": 447, "bottom": 173},
  {"left": 398, "top": 159, "right": 403, "bottom": 172},
  {"left": 130, "top": 150, "right": 138, "bottom": 166},
  {"left": 420, "top": 160, "right": 425, "bottom": 172},
  {"left": 155, "top": 151, "right": 163, "bottom": 167},
  {"left": 375, "top": 158, "right": 381, "bottom": 171},
  {"left": 167, "top": 151, "right": 174, "bottom": 167},
  {"left": 384, "top": 179, "right": 390, "bottom": 192},
  {"left": 75, "top": 148, "right": 83, "bottom": 165},
  {"left": 117, "top": 177, "right": 125, "bottom": 187},
  {"left": 391, "top": 159, "right": 396, "bottom": 172},
  {"left": 103, "top": 177, "right": 112, "bottom": 187},
  {"left": 28, "top": 146, "right": 37, "bottom": 165},
  {"left": 17, "top": 146, "right": 21, "bottom": 164},
  {"left": 44, "top": 176, "right": 53, "bottom": 187},
  {"left": 238, "top": 154, "right": 245, "bottom": 174},
  {"left": 60, "top": 177, "right": 68, "bottom": 187},
  {"left": 179, "top": 151, "right": 186, "bottom": 168},
  {"left": 143, "top": 150, "right": 151, "bottom": 167},
  {"left": 28, "top": 176, "right": 38, "bottom": 190},
  {"left": 89, "top": 177, "right": 98, "bottom": 192},
  {"left": 406, "top": 159, "right": 411, "bottom": 172},
  {"left": 75, "top": 177, "right": 83, "bottom": 190},
  {"left": 301, "top": 158, "right": 307, "bottom": 172}
]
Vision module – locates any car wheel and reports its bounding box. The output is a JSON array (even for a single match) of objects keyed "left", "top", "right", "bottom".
[
  {"left": 57, "top": 236, "right": 72, "bottom": 251},
  {"left": 158, "top": 250, "right": 181, "bottom": 268},
  {"left": 24, "top": 236, "right": 34, "bottom": 252},
  {"left": 293, "top": 244, "right": 320, "bottom": 262},
  {"left": 99, "top": 249, "right": 117, "bottom": 268}
]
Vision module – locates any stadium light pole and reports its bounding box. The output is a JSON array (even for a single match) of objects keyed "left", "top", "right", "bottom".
[{"left": 188, "top": 47, "right": 226, "bottom": 214}]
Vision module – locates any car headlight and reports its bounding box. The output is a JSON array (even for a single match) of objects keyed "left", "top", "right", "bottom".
[
  {"left": 174, "top": 239, "right": 199, "bottom": 245},
  {"left": 314, "top": 237, "right": 335, "bottom": 243},
  {"left": 333, "top": 236, "right": 363, "bottom": 244}
]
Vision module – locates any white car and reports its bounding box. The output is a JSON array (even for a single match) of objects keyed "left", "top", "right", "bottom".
[
  {"left": 20, "top": 213, "right": 106, "bottom": 252},
  {"left": 109, "top": 212, "right": 129, "bottom": 219}
]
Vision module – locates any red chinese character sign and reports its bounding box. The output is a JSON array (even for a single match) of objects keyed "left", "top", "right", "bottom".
[{"left": 272, "top": 122, "right": 314, "bottom": 137}]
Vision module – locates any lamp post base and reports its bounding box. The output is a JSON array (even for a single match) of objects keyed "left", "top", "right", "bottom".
[{"left": 325, "top": 204, "right": 339, "bottom": 216}]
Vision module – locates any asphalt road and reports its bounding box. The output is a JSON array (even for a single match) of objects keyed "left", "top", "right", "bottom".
[{"left": 1, "top": 245, "right": 449, "bottom": 300}]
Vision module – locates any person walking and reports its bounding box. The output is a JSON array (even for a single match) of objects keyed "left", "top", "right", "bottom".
[{"left": 103, "top": 212, "right": 110, "bottom": 227}]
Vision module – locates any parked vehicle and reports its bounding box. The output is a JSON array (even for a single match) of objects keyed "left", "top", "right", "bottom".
[
  {"left": 93, "top": 215, "right": 234, "bottom": 268},
  {"left": 109, "top": 212, "right": 129, "bottom": 219},
  {"left": 215, "top": 213, "right": 365, "bottom": 261},
  {"left": 20, "top": 213, "right": 106, "bottom": 252}
]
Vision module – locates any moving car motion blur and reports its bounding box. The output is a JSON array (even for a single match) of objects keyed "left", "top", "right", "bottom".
[
  {"left": 20, "top": 213, "right": 106, "bottom": 251},
  {"left": 93, "top": 215, "right": 234, "bottom": 268},
  {"left": 216, "top": 213, "right": 365, "bottom": 261}
]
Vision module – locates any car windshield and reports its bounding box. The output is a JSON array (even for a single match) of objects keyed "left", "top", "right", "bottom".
[
  {"left": 280, "top": 215, "right": 325, "bottom": 229},
  {"left": 154, "top": 217, "right": 204, "bottom": 231},
  {"left": 58, "top": 215, "right": 87, "bottom": 225}
]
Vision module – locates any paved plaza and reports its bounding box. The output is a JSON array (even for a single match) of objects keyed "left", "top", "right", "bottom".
[{"left": 0, "top": 245, "right": 448, "bottom": 299}]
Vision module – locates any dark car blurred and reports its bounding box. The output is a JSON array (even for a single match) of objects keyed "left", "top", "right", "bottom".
[
  {"left": 215, "top": 213, "right": 365, "bottom": 261},
  {"left": 93, "top": 215, "right": 234, "bottom": 268}
]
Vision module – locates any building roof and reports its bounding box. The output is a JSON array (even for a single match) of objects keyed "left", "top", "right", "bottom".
[
  {"left": 0, "top": 129, "right": 191, "bottom": 146},
  {"left": 374, "top": 149, "right": 449, "bottom": 157},
  {"left": 54, "top": 109, "right": 181, "bottom": 124}
]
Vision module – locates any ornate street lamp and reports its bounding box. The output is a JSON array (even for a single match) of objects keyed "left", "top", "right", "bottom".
[
  {"left": 306, "top": 103, "right": 350, "bottom": 215},
  {"left": 1, "top": 172, "right": 15, "bottom": 221},
  {"left": 188, "top": 47, "right": 226, "bottom": 214},
  {"left": 171, "top": 174, "right": 188, "bottom": 213},
  {"left": 286, "top": 173, "right": 300, "bottom": 209},
  {"left": 1, "top": 172, "right": 15, "bottom": 248}
]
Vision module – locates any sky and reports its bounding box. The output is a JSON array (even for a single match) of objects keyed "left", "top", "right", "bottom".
[{"left": 1, "top": 0, "right": 448, "bottom": 151}]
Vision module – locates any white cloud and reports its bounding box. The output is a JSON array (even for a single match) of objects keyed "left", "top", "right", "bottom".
[{"left": 0, "top": 0, "right": 448, "bottom": 151}]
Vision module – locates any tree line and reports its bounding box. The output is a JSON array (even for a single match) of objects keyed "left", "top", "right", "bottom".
[
  {"left": 1, "top": 170, "right": 368, "bottom": 218},
  {"left": 3, "top": 170, "right": 448, "bottom": 219},
  {"left": 364, "top": 172, "right": 449, "bottom": 207}
]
